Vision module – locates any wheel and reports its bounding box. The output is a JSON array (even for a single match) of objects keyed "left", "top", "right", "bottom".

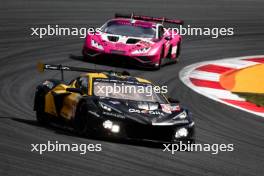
[
  {"left": 35, "top": 89, "right": 50, "bottom": 125},
  {"left": 82, "top": 48, "right": 93, "bottom": 60},
  {"left": 175, "top": 42, "right": 181, "bottom": 63},
  {"left": 166, "top": 45, "right": 173, "bottom": 59},
  {"left": 82, "top": 48, "right": 89, "bottom": 59},
  {"left": 155, "top": 46, "right": 165, "bottom": 70},
  {"left": 73, "top": 102, "right": 91, "bottom": 136},
  {"left": 34, "top": 80, "right": 64, "bottom": 125},
  {"left": 167, "top": 45, "right": 177, "bottom": 65}
]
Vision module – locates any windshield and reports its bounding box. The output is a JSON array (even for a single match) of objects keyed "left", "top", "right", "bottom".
[
  {"left": 101, "top": 21, "right": 156, "bottom": 38},
  {"left": 93, "top": 81, "right": 167, "bottom": 103}
]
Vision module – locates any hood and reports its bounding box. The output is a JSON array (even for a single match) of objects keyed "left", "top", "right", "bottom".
[
  {"left": 97, "top": 97, "right": 189, "bottom": 125},
  {"left": 101, "top": 32, "right": 154, "bottom": 45}
]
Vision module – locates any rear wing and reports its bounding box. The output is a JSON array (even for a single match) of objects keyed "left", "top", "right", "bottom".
[
  {"left": 37, "top": 62, "right": 130, "bottom": 80},
  {"left": 115, "top": 13, "right": 184, "bottom": 25}
]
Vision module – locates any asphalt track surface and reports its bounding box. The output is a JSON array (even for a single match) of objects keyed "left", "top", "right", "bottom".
[{"left": 1, "top": 0, "right": 264, "bottom": 175}]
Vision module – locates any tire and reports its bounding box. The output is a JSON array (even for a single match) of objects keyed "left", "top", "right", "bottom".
[
  {"left": 82, "top": 48, "right": 92, "bottom": 60},
  {"left": 166, "top": 45, "right": 173, "bottom": 59},
  {"left": 175, "top": 42, "right": 181, "bottom": 63},
  {"left": 155, "top": 46, "right": 164, "bottom": 70},
  {"left": 73, "top": 102, "right": 91, "bottom": 136},
  {"left": 35, "top": 89, "right": 50, "bottom": 125},
  {"left": 34, "top": 80, "right": 62, "bottom": 125},
  {"left": 167, "top": 45, "right": 178, "bottom": 65}
]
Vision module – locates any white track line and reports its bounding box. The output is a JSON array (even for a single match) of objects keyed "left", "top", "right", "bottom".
[
  {"left": 189, "top": 70, "right": 220, "bottom": 82},
  {"left": 179, "top": 55, "right": 264, "bottom": 118}
]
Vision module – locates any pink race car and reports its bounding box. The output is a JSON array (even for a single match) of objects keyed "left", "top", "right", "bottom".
[{"left": 82, "top": 14, "right": 183, "bottom": 69}]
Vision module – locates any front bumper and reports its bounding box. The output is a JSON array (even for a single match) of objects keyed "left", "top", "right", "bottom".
[
  {"left": 88, "top": 116, "right": 195, "bottom": 143},
  {"left": 82, "top": 47, "right": 160, "bottom": 68},
  {"left": 123, "top": 121, "right": 195, "bottom": 143}
]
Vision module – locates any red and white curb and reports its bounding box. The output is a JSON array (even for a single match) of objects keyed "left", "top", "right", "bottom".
[{"left": 179, "top": 55, "right": 264, "bottom": 118}]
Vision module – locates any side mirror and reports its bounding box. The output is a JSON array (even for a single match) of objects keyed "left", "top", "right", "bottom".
[
  {"left": 66, "top": 88, "right": 83, "bottom": 95},
  {"left": 165, "top": 36, "right": 172, "bottom": 40},
  {"left": 168, "top": 97, "right": 180, "bottom": 103}
]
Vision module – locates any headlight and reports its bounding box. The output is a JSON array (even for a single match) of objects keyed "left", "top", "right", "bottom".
[
  {"left": 103, "top": 120, "right": 113, "bottom": 129},
  {"left": 175, "top": 128, "right": 188, "bottom": 138},
  {"left": 102, "top": 120, "right": 120, "bottom": 133},
  {"left": 173, "top": 111, "right": 187, "bottom": 119},
  {"left": 131, "top": 47, "right": 150, "bottom": 55},
  {"left": 99, "top": 102, "right": 122, "bottom": 113},
  {"left": 91, "top": 39, "right": 103, "bottom": 50},
  {"left": 111, "top": 125, "right": 120, "bottom": 133},
  {"left": 99, "top": 102, "right": 112, "bottom": 111}
]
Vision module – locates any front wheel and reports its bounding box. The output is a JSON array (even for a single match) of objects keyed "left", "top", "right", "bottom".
[
  {"left": 82, "top": 48, "right": 89, "bottom": 60},
  {"left": 82, "top": 48, "right": 95, "bottom": 61},
  {"left": 73, "top": 102, "right": 91, "bottom": 136},
  {"left": 175, "top": 42, "right": 181, "bottom": 63},
  {"left": 154, "top": 47, "right": 165, "bottom": 70}
]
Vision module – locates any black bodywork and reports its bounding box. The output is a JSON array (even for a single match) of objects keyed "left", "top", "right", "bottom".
[
  {"left": 80, "top": 96, "right": 195, "bottom": 143},
  {"left": 34, "top": 79, "right": 195, "bottom": 143},
  {"left": 34, "top": 63, "right": 195, "bottom": 143}
]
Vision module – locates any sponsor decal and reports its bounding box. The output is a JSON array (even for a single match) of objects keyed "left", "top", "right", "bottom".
[
  {"left": 109, "top": 101, "right": 121, "bottom": 105},
  {"left": 102, "top": 111, "right": 125, "bottom": 119},
  {"left": 171, "top": 105, "right": 181, "bottom": 111},
  {"left": 160, "top": 104, "right": 172, "bottom": 114},
  {"left": 128, "top": 108, "right": 164, "bottom": 115},
  {"left": 88, "top": 110, "right": 100, "bottom": 117},
  {"left": 160, "top": 104, "right": 180, "bottom": 113}
]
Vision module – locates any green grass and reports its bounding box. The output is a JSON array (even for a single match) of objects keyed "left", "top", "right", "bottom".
[{"left": 236, "top": 93, "right": 264, "bottom": 107}]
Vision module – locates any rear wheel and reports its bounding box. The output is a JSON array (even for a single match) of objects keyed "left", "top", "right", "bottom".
[
  {"left": 166, "top": 45, "right": 173, "bottom": 59},
  {"left": 35, "top": 89, "right": 50, "bottom": 125},
  {"left": 34, "top": 80, "right": 63, "bottom": 125},
  {"left": 82, "top": 48, "right": 95, "bottom": 61}
]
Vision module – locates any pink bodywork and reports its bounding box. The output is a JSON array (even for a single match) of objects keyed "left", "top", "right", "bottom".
[{"left": 83, "top": 18, "right": 181, "bottom": 66}]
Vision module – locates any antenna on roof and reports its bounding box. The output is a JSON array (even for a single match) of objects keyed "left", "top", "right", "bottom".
[
  {"left": 162, "top": 17, "right": 165, "bottom": 25},
  {"left": 130, "top": 12, "right": 134, "bottom": 21}
]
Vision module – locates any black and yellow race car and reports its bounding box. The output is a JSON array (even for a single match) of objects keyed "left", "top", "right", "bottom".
[{"left": 34, "top": 63, "right": 195, "bottom": 143}]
